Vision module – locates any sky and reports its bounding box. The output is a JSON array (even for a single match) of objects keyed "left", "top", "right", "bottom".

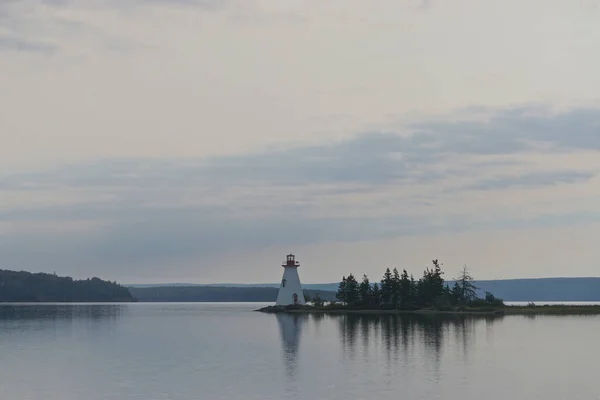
[{"left": 2, "top": 0, "right": 600, "bottom": 284}]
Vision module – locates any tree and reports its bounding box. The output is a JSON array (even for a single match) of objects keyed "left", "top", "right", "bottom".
[
  {"left": 304, "top": 292, "right": 312, "bottom": 303},
  {"left": 450, "top": 281, "right": 462, "bottom": 305},
  {"left": 455, "top": 265, "right": 478, "bottom": 304},
  {"left": 372, "top": 283, "right": 381, "bottom": 306},
  {"left": 359, "top": 274, "right": 373, "bottom": 306},
  {"left": 485, "top": 291, "right": 503, "bottom": 306},
  {"left": 417, "top": 259, "right": 446, "bottom": 307},
  {"left": 399, "top": 269, "right": 412, "bottom": 307},
  {"left": 336, "top": 276, "right": 347, "bottom": 304},
  {"left": 332, "top": 258, "right": 504, "bottom": 310},
  {"left": 410, "top": 274, "right": 417, "bottom": 302},
  {"left": 0, "top": 269, "right": 133, "bottom": 302},
  {"left": 391, "top": 268, "right": 401, "bottom": 307},
  {"left": 380, "top": 268, "right": 394, "bottom": 305},
  {"left": 345, "top": 274, "right": 360, "bottom": 306}
]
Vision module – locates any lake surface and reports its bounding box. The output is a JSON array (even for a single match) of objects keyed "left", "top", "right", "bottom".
[{"left": 1, "top": 302, "right": 599, "bottom": 400}]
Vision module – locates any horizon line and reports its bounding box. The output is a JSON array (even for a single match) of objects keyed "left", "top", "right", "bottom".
[{"left": 125, "top": 276, "right": 600, "bottom": 287}]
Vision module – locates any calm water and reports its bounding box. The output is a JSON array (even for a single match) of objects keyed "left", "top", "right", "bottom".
[{"left": 1, "top": 303, "right": 599, "bottom": 400}]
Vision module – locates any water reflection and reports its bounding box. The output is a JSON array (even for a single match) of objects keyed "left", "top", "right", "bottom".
[
  {"left": 310, "top": 312, "right": 324, "bottom": 334},
  {"left": 271, "top": 311, "right": 506, "bottom": 387},
  {"left": 0, "top": 304, "right": 127, "bottom": 321},
  {"left": 336, "top": 313, "right": 504, "bottom": 372},
  {"left": 276, "top": 313, "right": 307, "bottom": 378},
  {"left": 0, "top": 304, "right": 127, "bottom": 336}
]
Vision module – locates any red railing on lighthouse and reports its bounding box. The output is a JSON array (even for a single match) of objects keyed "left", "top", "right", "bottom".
[{"left": 282, "top": 254, "right": 300, "bottom": 267}]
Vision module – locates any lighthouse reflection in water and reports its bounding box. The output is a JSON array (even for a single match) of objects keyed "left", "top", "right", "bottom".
[{"left": 276, "top": 313, "right": 305, "bottom": 378}]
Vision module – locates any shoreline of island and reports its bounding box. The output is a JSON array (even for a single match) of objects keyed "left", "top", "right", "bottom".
[
  {"left": 256, "top": 304, "right": 600, "bottom": 316},
  {"left": 262, "top": 259, "right": 600, "bottom": 317}
]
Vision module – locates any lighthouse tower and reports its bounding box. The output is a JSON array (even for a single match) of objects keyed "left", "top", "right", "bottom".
[{"left": 276, "top": 254, "right": 306, "bottom": 306}]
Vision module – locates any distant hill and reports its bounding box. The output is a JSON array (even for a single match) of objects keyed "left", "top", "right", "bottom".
[
  {"left": 127, "top": 282, "right": 336, "bottom": 290},
  {"left": 127, "top": 283, "right": 280, "bottom": 288},
  {"left": 307, "top": 278, "right": 600, "bottom": 300},
  {"left": 128, "top": 277, "right": 600, "bottom": 302},
  {"left": 468, "top": 278, "right": 600, "bottom": 301},
  {"left": 128, "top": 286, "right": 336, "bottom": 302},
  {"left": 0, "top": 269, "right": 134, "bottom": 302}
]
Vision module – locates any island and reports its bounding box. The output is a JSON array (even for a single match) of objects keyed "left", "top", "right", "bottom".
[
  {"left": 0, "top": 269, "right": 134, "bottom": 302},
  {"left": 258, "top": 260, "right": 600, "bottom": 316}
]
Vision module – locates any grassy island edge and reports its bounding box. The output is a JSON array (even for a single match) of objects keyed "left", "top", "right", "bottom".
[{"left": 256, "top": 304, "right": 600, "bottom": 316}]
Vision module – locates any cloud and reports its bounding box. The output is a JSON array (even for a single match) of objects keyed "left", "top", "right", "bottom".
[
  {"left": 1, "top": 105, "right": 598, "bottom": 205},
  {"left": 461, "top": 170, "right": 596, "bottom": 191},
  {"left": 142, "top": 0, "right": 227, "bottom": 9},
  {"left": 0, "top": 35, "right": 56, "bottom": 53},
  {"left": 0, "top": 202, "right": 450, "bottom": 279},
  {"left": 1, "top": 104, "right": 600, "bottom": 279},
  {"left": 0, "top": 0, "right": 228, "bottom": 57},
  {"left": 4, "top": 104, "right": 597, "bottom": 191},
  {"left": 409, "top": 106, "right": 600, "bottom": 154},
  {"left": 3, "top": 198, "right": 600, "bottom": 281}
]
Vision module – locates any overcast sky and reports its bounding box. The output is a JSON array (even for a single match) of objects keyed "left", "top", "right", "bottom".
[{"left": 2, "top": 0, "right": 600, "bottom": 284}]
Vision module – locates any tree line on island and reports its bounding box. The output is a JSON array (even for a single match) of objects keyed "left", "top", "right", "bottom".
[{"left": 305, "top": 260, "right": 504, "bottom": 310}]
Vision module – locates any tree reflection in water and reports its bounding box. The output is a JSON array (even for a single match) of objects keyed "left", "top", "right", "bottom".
[
  {"left": 336, "top": 313, "right": 504, "bottom": 374},
  {"left": 273, "top": 311, "right": 504, "bottom": 390}
]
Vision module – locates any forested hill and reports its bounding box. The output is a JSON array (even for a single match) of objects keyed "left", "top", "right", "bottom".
[
  {"left": 0, "top": 270, "right": 134, "bottom": 302},
  {"left": 128, "top": 286, "right": 336, "bottom": 302}
]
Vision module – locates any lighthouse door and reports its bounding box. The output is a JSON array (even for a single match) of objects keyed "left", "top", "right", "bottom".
[{"left": 293, "top": 293, "right": 298, "bottom": 304}]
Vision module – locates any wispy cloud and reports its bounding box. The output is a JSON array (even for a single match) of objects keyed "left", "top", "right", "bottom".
[
  {"left": 462, "top": 170, "right": 596, "bottom": 191},
  {"left": 0, "top": 35, "right": 56, "bottom": 53},
  {"left": 3, "top": 0, "right": 600, "bottom": 282},
  {"left": 3, "top": 104, "right": 596, "bottom": 191},
  {"left": 408, "top": 106, "right": 600, "bottom": 154},
  {"left": 0, "top": 0, "right": 228, "bottom": 57},
  {"left": 2, "top": 106, "right": 599, "bottom": 272},
  {"left": 3, "top": 69, "right": 600, "bottom": 279}
]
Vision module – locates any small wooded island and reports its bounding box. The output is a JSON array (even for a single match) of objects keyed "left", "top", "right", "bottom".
[
  {"left": 0, "top": 269, "right": 134, "bottom": 302},
  {"left": 258, "top": 260, "right": 600, "bottom": 316}
]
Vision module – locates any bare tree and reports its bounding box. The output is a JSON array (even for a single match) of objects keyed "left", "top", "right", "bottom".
[{"left": 456, "top": 265, "right": 478, "bottom": 303}]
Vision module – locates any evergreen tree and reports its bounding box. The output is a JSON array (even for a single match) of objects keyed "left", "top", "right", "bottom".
[
  {"left": 485, "top": 291, "right": 503, "bottom": 305},
  {"left": 372, "top": 283, "right": 381, "bottom": 307},
  {"left": 417, "top": 259, "right": 446, "bottom": 307},
  {"left": 391, "top": 268, "right": 401, "bottom": 307},
  {"left": 450, "top": 281, "right": 462, "bottom": 305},
  {"left": 399, "top": 269, "right": 412, "bottom": 307},
  {"left": 359, "top": 274, "right": 373, "bottom": 306},
  {"left": 304, "top": 292, "right": 312, "bottom": 303},
  {"left": 336, "top": 276, "right": 347, "bottom": 304},
  {"left": 380, "top": 268, "right": 394, "bottom": 305},
  {"left": 0, "top": 270, "right": 133, "bottom": 302},
  {"left": 332, "top": 258, "right": 503, "bottom": 310},
  {"left": 345, "top": 274, "right": 360, "bottom": 306}
]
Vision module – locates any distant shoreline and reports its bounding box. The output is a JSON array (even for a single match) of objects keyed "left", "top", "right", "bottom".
[
  {"left": 126, "top": 277, "right": 600, "bottom": 302},
  {"left": 256, "top": 304, "right": 600, "bottom": 316},
  {"left": 0, "top": 269, "right": 134, "bottom": 303}
]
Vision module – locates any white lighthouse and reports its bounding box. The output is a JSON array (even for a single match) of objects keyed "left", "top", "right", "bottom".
[{"left": 276, "top": 254, "right": 306, "bottom": 306}]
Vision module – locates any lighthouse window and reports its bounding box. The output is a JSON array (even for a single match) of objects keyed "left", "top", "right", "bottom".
[{"left": 282, "top": 278, "right": 286, "bottom": 287}]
